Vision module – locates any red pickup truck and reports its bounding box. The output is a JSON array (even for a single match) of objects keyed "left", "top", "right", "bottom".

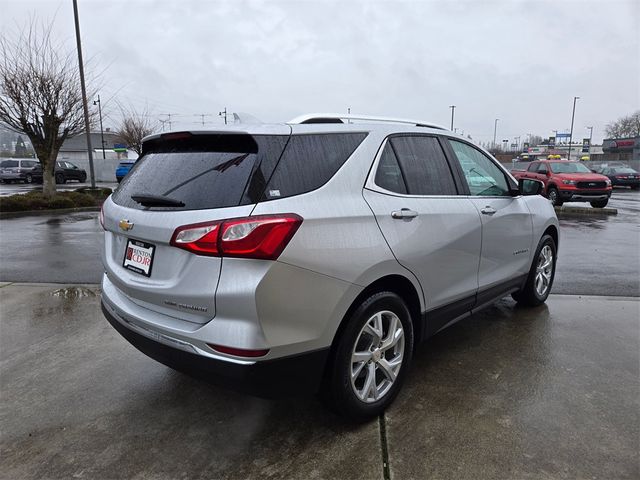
[{"left": 512, "top": 160, "right": 612, "bottom": 208}]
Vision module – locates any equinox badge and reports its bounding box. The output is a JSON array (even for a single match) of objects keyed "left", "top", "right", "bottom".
[{"left": 119, "top": 219, "right": 134, "bottom": 231}]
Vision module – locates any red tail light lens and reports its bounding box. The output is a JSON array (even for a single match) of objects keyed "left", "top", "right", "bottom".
[
  {"left": 170, "top": 214, "right": 302, "bottom": 260},
  {"left": 171, "top": 221, "right": 221, "bottom": 256}
]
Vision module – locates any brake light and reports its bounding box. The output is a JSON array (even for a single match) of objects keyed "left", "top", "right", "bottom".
[
  {"left": 170, "top": 214, "right": 302, "bottom": 260},
  {"left": 171, "top": 221, "right": 221, "bottom": 256},
  {"left": 207, "top": 343, "right": 269, "bottom": 357}
]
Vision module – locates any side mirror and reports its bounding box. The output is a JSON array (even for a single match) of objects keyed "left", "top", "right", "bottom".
[{"left": 518, "top": 178, "right": 544, "bottom": 196}]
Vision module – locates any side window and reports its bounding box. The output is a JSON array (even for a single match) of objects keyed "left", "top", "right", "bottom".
[
  {"left": 262, "top": 133, "right": 367, "bottom": 200},
  {"left": 448, "top": 140, "right": 510, "bottom": 196},
  {"left": 527, "top": 162, "right": 538, "bottom": 172},
  {"left": 538, "top": 163, "right": 547, "bottom": 174},
  {"left": 374, "top": 143, "right": 407, "bottom": 194},
  {"left": 387, "top": 136, "right": 457, "bottom": 195}
]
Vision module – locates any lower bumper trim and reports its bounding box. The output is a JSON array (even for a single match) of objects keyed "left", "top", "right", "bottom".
[{"left": 102, "top": 301, "right": 330, "bottom": 398}]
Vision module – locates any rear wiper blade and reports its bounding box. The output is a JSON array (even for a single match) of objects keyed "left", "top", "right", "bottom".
[{"left": 130, "top": 194, "right": 185, "bottom": 207}]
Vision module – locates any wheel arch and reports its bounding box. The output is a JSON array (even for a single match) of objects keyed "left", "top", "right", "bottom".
[
  {"left": 543, "top": 224, "right": 559, "bottom": 250},
  {"left": 329, "top": 274, "right": 423, "bottom": 354}
]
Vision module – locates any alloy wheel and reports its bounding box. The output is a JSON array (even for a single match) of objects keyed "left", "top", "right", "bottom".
[
  {"left": 350, "top": 310, "right": 405, "bottom": 403},
  {"left": 535, "top": 245, "right": 554, "bottom": 296}
]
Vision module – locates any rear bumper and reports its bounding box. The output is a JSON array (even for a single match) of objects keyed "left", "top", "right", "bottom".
[{"left": 102, "top": 300, "right": 330, "bottom": 398}]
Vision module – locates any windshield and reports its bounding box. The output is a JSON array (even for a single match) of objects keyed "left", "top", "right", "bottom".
[{"left": 549, "top": 162, "right": 592, "bottom": 174}]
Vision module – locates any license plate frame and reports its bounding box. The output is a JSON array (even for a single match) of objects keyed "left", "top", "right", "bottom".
[{"left": 123, "top": 239, "right": 156, "bottom": 277}]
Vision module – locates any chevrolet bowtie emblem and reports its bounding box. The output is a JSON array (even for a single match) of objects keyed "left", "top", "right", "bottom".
[{"left": 119, "top": 219, "right": 134, "bottom": 231}]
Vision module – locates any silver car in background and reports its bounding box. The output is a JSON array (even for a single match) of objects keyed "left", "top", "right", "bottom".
[{"left": 100, "top": 113, "right": 558, "bottom": 419}]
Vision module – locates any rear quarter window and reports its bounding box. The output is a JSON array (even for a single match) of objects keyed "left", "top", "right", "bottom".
[{"left": 261, "top": 133, "right": 367, "bottom": 200}]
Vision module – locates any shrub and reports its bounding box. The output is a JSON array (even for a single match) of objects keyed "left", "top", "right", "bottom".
[{"left": 47, "top": 196, "right": 75, "bottom": 209}]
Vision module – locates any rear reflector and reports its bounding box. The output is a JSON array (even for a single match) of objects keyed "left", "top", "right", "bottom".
[
  {"left": 207, "top": 343, "right": 269, "bottom": 358},
  {"left": 170, "top": 214, "right": 302, "bottom": 260}
]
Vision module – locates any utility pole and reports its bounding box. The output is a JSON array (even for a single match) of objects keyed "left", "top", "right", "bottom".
[
  {"left": 93, "top": 95, "right": 105, "bottom": 159},
  {"left": 219, "top": 107, "right": 228, "bottom": 125},
  {"left": 159, "top": 119, "right": 169, "bottom": 132},
  {"left": 449, "top": 105, "right": 456, "bottom": 131},
  {"left": 72, "top": 0, "right": 95, "bottom": 188},
  {"left": 567, "top": 96, "right": 580, "bottom": 161},
  {"left": 195, "top": 114, "right": 213, "bottom": 126},
  {"left": 493, "top": 118, "right": 499, "bottom": 149},
  {"left": 161, "top": 113, "right": 173, "bottom": 130}
]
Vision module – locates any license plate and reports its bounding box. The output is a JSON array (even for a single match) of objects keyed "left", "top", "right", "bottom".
[{"left": 123, "top": 239, "right": 155, "bottom": 277}]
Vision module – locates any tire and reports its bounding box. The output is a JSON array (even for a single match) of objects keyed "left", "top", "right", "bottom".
[
  {"left": 547, "top": 187, "right": 562, "bottom": 207},
  {"left": 631, "top": 185, "right": 639, "bottom": 190},
  {"left": 79, "top": 173, "right": 87, "bottom": 183},
  {"left": 55, "top": 173, "right": 65, "bottom": 184},
  {"left": 512, "top": 234, "right": 557, "bottom": 307},
  {"left": 590, "top": 199, "right": 608, "bottom": 208},
  {"left": 25, "top": 174, "right": 33, "bottom": 184},
  {"left": 323, "top": 291, "right": 414, "bottom": 420}
]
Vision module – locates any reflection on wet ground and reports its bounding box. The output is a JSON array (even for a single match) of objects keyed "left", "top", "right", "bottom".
[{"left": 553, "top": 189, "right": 640, "bottom": 297}]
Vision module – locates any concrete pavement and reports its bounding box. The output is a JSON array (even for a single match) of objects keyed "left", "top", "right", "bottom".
[{"left": 1, "top": 284, "right": 637, "bottom": 479}]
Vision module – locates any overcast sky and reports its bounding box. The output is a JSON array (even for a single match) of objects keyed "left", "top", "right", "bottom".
[{"left": 2, "top": 0, "right": 639, "bottom": 144}]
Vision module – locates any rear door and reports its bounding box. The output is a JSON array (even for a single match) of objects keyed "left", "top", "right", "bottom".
[
  {"left": 363, "top": 135, "right": 482, "bottom": 328},
  {"left": 444, "top": 139, "right": 533, "bottom": 299},
  {"left": 102, "top": 131, "right": 290, "bottom": 324}
]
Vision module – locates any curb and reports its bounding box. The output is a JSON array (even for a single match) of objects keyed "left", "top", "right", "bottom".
[
  {"left": 554, "top": 206, "right": 617, "bottom": 215},
  {"left": 0, "top": 206, "right": 100, "bottom": 219}
]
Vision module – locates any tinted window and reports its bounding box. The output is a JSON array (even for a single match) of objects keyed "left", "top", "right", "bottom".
[
  {"left": 388, "top": 136, "right": 457, "bottom": 195},
  {"left": 448, "top": 139, "right": 510, "bottom": 196},
  {"left": 374, "top": 143, "right": 407, "bottom": 194},
  {"left": 261, "top": 133, "right": 367, "bottom": 200},
  {"left": 112, "top": 134, "right": 288, "bottom": 211},
  {"left": 1, "top": 160, "right": 18, "bottom": 168},
  {"left": 527, "top": 162, "right": 538, "bottom": 172},
  {"left": 21, "top": 160, "right": 36, "bottom": 168}
]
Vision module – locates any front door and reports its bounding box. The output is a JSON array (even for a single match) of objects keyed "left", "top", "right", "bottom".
[{"left": 444, "top": 139, "right": 533, "bottom": 298}]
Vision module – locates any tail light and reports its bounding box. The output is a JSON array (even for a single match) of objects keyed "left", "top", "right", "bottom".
[{"left": 170, "top": 214, "right": 302, "bottom": 260}]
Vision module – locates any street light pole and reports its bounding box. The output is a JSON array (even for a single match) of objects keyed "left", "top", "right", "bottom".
[
  {"left": 449, "top": 105, "right": 456, "bottom": 131},
  {"left": 493, "top": 118, "right": 499, "bottom": 149},
  {"left": 219, "top": 107, "right": 227, "bottom": 125},
  {"left": 72, "top": 0, "right": 95, "bottom": 189},
  {"left": 567, "top": 96, "right": 580, "bottom": 160},
  {"left": 586, "top": 126, "right": 593, "bottom": 145},
  {"left": 93, "top": 95, "right": 105, "bottom": 159}
]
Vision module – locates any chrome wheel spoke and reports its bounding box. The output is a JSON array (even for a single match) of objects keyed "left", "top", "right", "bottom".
[
  {"left": 377, "top": 357, "right": 400, "bottom": 382},
  {"left": 350, "top": 309, "right": 406, "bottom": 403}
]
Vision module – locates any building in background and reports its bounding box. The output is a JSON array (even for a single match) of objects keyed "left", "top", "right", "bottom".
[{"left": 601, "top": 137, "right": 640, "bottom": 163}]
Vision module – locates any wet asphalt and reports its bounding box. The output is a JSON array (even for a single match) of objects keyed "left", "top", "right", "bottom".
[
  {"left": 0, "top": 187, "right": 638, "bottom": 479},
  {"left": 1, "top": 188, "right": 638, "bottom": 296},
  {"left": 0, "top": 286, "right": 637, "bottom": 479}
]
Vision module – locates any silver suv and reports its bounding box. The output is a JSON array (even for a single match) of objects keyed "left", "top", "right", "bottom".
[{"left": 101, "top": 114, "right": 558, "bottom": 419}]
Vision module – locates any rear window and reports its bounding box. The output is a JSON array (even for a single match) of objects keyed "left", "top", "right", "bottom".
[
  {"left": 261, "top": 133, "right": 367, "bottom": 201},
  {"left": 112, "top": 134, "right": 288, "bottom": 211},
  {"left": 1, "top": 160, "right": 18, "bottom": 168}
]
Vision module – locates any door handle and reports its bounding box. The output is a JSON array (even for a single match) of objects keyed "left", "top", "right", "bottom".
[
  {"left": 480, "top": 206, "right": 496, "bottom": 215},
  {"left": 391, "top": 208, "right": 419, "bottom": 219}
]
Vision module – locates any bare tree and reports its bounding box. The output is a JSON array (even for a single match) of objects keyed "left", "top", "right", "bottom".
[
  {"left": 0, "top": 18, "right": 95, "bottom": 196},
  {"left": 605, "top": 111, "right": 640, "bottom": 139},
  {"left": 116, "top": 104, "right": 158, "bottom": 156}
]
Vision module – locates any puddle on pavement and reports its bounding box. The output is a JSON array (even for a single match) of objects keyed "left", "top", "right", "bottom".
[
  {"left": 42, "top": 214, "right": 97, "bottom": 225},
  {"left": 50, "top": 287, "right": 98, "bottom": 299}
]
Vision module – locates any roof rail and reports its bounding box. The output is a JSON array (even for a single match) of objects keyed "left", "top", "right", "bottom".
[{"left": 287, "top": 113, "right": 447, "bottom": 130}]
